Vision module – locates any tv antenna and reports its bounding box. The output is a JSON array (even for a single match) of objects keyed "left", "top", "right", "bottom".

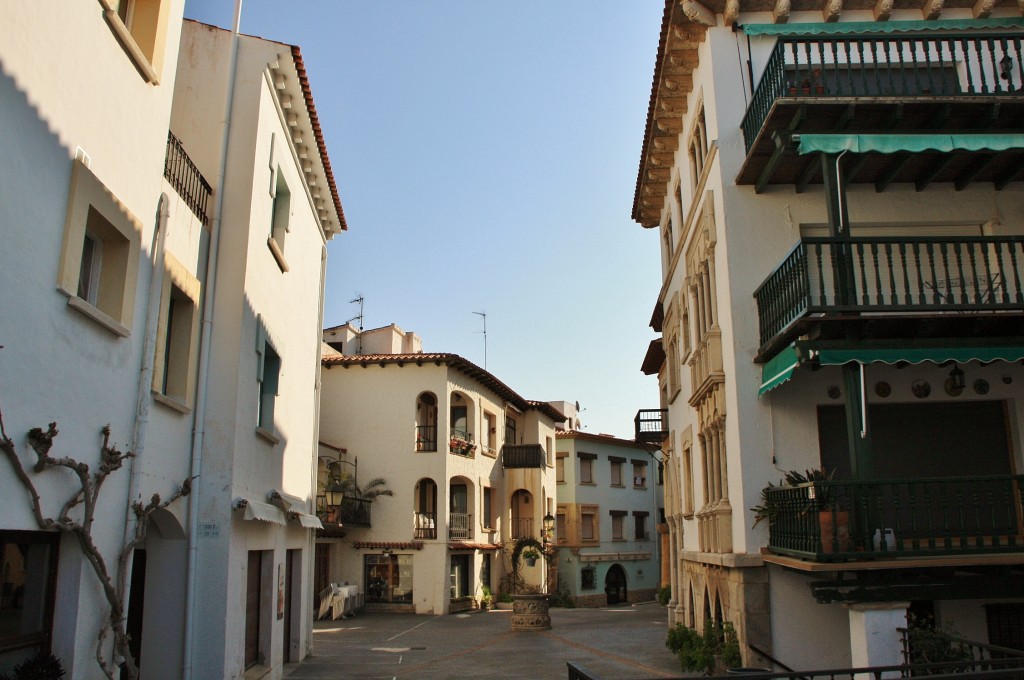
[
  {"left": 473, "top": 311, "right": 487, "bottom": 369},
  {"left": 348, "top": 295, "right": 364, "bottom": 354}
]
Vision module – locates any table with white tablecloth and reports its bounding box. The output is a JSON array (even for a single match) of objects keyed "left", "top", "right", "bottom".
[{"left": 317, "top": 583, "right": 363, "bottom": 620}]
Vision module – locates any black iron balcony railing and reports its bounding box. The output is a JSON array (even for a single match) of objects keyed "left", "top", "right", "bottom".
[
  {"left": 414, "top": 511, "right": 437, "bottom": 540},
  {"left": 164, "top": 131, "right": 212, "bottom": 225},
  {"left": 415, "top": 425, "right": 437, "bottom": 452},
  {"left": 741, "top": 33, "right": 1024, "bottom": 153},
  {"left": 318, "top": 496, "right": 371, "bottom": 528},
  {"left": 634, "top": 409, "right": 669, "bottom": 443},
  {"left": 502, "top": 444, "right": 546, "bottom": 468},
  {"left": 754, "top": 235, "right": 1024, "bottom": 354},
  {"left": 449, "top": 512, "right": 472, "bottom": 540},
  {"left": 764, "top": 474, "right": 1024, "bottom": 562},
  {"left": 449, "top": 428, "right": 475, "bottom": 456}
]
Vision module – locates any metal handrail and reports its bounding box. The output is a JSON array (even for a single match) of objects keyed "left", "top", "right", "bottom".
[
  {"left": 164, "top": 131, "right": 212, "bottom": 224},
  {"left": 741, "top": 32, "right": 1024, "bottom": 152}
]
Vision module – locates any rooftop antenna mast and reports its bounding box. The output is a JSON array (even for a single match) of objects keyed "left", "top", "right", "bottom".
[
  {"left": 348, "top": 295, "right": 364, "bottom": 354},
  {"left": 473, "top": 311, "right": 487, "bottom": 369}
]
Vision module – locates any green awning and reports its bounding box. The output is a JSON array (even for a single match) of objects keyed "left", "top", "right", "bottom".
[
  {"left": 742, "top": 17, "right": 1024, "bottom": 36},
  {"left": 796, "top": 133, "right": 1024, "bottom": 156},
  {"left": 811, "top": 346, "right": 1024, "bottom": 366},
  {"left": 759, "top": 345, "right": 801, "bottom": 395}
]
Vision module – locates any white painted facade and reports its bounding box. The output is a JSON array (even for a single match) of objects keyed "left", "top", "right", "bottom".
[
  {"left": 317, "top": 327, "right": 562, "bottom": 615},
  {"left": 636, "top": 1, "right": 1024, "bottom": 672},
  {"left": 0, "top": 8, "right": 343, "bottom": 680}
]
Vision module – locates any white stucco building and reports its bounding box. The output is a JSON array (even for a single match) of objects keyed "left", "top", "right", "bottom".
[
  {"left": 316, "top": 323, "right": 563, "bottom": 615},
  {"left": 553, "top": 431, "right": 662, "bottom": 607},
  {"left": 634, "top": 0, "right": 1024, "bottom": 672},
  {"left": 0, "top": 7, "right": 343, "bottom": 679}
]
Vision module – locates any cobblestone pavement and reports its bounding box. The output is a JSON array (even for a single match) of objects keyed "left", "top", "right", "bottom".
[{"left": 286, "top": 601, "right": 686, "bottom": 679}]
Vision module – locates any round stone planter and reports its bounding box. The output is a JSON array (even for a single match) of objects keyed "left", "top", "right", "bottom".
[{"left": 510, "top": 594, "right": 550, "bottom": 631}]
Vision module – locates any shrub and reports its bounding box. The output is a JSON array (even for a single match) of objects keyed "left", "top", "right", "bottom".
[
  {"left": 657, "top": 585, "right": 672, "bottom": 606},
  {"left": 666, "top": 620, "right": 741, "bottom": 674},
  {"left": 3, "top": 651, "right": 66, "bottom": 680}
]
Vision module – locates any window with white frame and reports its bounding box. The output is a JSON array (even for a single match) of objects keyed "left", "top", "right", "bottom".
[{"left": 57, "top": 160, "right": 142, "bottom": 337}]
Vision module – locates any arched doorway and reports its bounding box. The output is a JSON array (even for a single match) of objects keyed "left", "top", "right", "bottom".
[{"left": 605, "top": 564, "right": 627, "bottom": 605}]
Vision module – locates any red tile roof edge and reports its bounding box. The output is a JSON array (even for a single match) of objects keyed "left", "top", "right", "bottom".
[
  {"left": 291, "top": 45, "right": 347, "bottom": 231},
  {"left": 322, "top": 353, "right": 566, "bottom": 424},
  {"left": 632, "top": 0, "right": 674, "bottom": 227},
  {"left": 556, "top": 429, "right": 654, "bottom": 450}
]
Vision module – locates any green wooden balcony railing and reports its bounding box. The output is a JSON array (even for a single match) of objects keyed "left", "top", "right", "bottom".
[
  {"left": 764, "top": 474, "right": 1024, "bottom": 562},
  {"left": 753, "top": 235, "right": 1024, "bottom": 353},
  {"left": 741, "top": 33, "right": 1024, "bottom": 153}
]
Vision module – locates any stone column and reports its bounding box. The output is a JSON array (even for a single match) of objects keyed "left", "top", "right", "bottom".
[{"left": 847, "top": 602, "right": 908, "bottom": 678}]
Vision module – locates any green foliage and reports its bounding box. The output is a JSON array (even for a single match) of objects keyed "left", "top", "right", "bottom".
[
  {"left": 497, "top": 592, "right": 514, "bottom": 603},
  {"left": 657, "top": 585, "right": 672, "bottom": 606},
  {"left": 906, "top": 614, "right": 974, "bottom": 669},
  {"left": 480, "top": 585, "right": 492, "bottom": 604},
  {"left": 1, "top": 651, "right": 66, "bottom": 680},
  {"left": 521, "top": 547, "right": 541, "bottom": 560},
  {"left": 548, "top": 581, "right": 576, "bottom": 608},
  {"left": 750, "top": 479, "right": 781, "bottom": 528},
  {"left": 666, "top": 620, "right": 741, "bottom": 674}
]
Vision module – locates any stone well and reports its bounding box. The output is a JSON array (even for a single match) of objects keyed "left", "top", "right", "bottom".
[{"left": 510, "top": 594, "right": 550, "bottom": 631}]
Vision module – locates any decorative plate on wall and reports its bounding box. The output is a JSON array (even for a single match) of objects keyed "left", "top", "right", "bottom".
[{"left": 911, "top": 380, "right": 931, "bottom": 398}]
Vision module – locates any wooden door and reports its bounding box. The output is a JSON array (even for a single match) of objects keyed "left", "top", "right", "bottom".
[{"left": 245, "top": 552, "right": 262, "bottom": 669}]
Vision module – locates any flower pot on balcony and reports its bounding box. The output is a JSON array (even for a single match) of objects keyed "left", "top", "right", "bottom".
[
  {"left": 525, "top": 557, "right": 537, "bottom": 567},
  {"left": 819, "top": 510, "right": 849, "bottom": 553}
]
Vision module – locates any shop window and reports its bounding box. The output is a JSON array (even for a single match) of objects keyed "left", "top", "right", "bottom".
[
  {"left": 581, "top": 566, "right": 596, "bottom": 590},
  {"left": 365, "top": 553, "right": 413, "bottom": 604},
  {"left": 0, "top": 531, "right": 58, "bottom": 655}
]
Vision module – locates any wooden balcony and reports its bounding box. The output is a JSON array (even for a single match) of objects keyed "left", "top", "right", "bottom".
[
  {"left": 502, "top": 444, "right": 546, "bottom": 469},
  {"left": 753, "top": 234, "right": 1024, "bottom": 360},
  {"left": 763, "top": 475, "right": 1024, "bottom": 563},
  {"left": 737, "top": 33, "right": 1024, "bottom": 192},
  {"left": 634, "top": 409, "right": 668, "bottom": 443}
]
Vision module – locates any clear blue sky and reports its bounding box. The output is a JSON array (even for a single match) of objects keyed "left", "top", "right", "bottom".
[{"left": 183, "top": 1, "right": 664, "bottom": 439}]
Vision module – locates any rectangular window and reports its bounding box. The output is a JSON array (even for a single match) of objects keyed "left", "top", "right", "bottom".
[
  {"left": 610, "top": 459, "right": 623, "bottom": 487},
  {"left": 482, "top": 488, "right": 493, "bottom": 529},
  {"left": 152, "top": 254, "right": 201, "bottom": 410},
  {"left": 480, "top": 554, "right": 491, "bottom": 592},
  {"left": 0, "top": 531, "right": 59, "bottom": 654},
  {"left": 104, "top": 0, "right": 172, "bottom": 83},
  {"left": 611, "top": 512, "right": 625, "bottom": 540},
  {"left": 633, "top": 512, "right": 649, "bottom": 540},
  {"left": 483, "top": 411, "right": 497, "bottom": 454},
  {"left": 546, "top": 437, "right": 553, "bottom": 466},
  {"left": 245, "top": 551, "right": 264, "bottom": 670},
  {"left": 580, "top": 505, "right": 599, "bottom": 543},
  {"left": 450, "top": 554, "right": 471, "bottom": 600},
  {"left": 581, "top": 566, "right": 596, "bottom": 590},
  {"left": 632, "top": 461, "right": 648, "bottom": 488},
  {"left": 556, "top": 456, "right": 565, "bottom": 483},
  {"left": 556, "top": 512, "right": 566, "bottom": 543},
  {"left": 579, "top": 458, "right": 593, "bottom": 484},
  {"left": 504, "top": 415, "right": 517, "bottom": 445},
  {"left": 365, "top": 553, "right": 414, "bottom": 604},
  {"left": 256, "top": 318, "right": 281, "bottom": 437},
  {"left": 683, "top": 446, "right": 695, "bottom": 516},
  {"left": 58, "top": 160, "right": 142, "bottom": 337},
  {"left": 267, "top": 168, "right": 291, "bottom": 271}
]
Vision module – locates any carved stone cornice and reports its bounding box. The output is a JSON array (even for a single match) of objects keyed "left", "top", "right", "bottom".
[
  {"left": 724, "top": 0, "right": 741, "bottom": 25},
  {"left": 873, "top": 0, "right": 894, "bottom": 20},
  {"left": 773, "top": 0, "right": 791, "bottom": 23},
  {"left": 823, "top": 0, "right": 843, "bottom": 21},
  {"left": 681, "top": 0, "right": 716, "bottom": 26},
  {"left": 922, "top": 0, "right": 944, "bottom": 19},
  {"left": 972, "top": 0, "right": 996, "bottom": 18}
]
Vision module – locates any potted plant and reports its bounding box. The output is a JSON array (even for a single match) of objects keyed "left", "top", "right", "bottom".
[
  {"left": 785, "top": 467, "right": 849, "bottom": 553},
  {"left": 480, "top": 585, "right": 493, "bottom": 611},
  {"left": 813, "top": 68, "right": 825, "bottom": 94},
  {"left": 521, "top": 547, "right": 541, "bottom": 567},
  {"left": 750, "top": 479, "right": 781, "bottom": 529},
  {"left": 787, "top": 81, "right": 798, "bottom": 96},
  {"left": 496, "top": 592, "right": 514, "bottom": 610}
]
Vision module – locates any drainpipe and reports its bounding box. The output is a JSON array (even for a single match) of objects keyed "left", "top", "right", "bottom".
[
  {"left": 182, "top": 1, "right": 243, "bottom": 677},
  {"left": 119, "top": 192, "right": 170, "bottom": 612},
  {"left": 305, "top": 243, "right": 328, "bottom": 657}
]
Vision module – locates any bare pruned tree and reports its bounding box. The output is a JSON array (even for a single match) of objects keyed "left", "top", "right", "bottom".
[{"left": 0, "top": 411, "right": 192, "bottom": 680}]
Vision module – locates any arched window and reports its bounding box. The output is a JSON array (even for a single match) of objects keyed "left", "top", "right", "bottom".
[
  {"left": 415, "top": 392, "right": 437, "bottom": 451},
  {"left": 413, "top": 478, "right": 437, "bottom": 539}
]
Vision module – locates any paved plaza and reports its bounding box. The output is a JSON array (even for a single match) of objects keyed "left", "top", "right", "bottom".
[{"left": 286, "top": 601, "right": 686, "bottom": 679}]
